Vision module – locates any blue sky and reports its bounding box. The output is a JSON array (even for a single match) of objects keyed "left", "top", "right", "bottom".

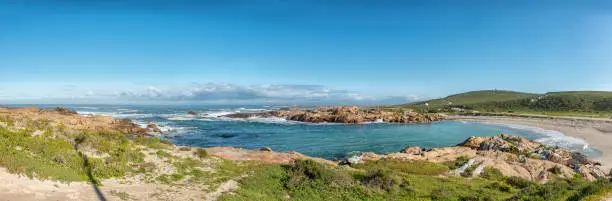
[{"left": 1, "top": 1, "right": 611, "bottom": 104}]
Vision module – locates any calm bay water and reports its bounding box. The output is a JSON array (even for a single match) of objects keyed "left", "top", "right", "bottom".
[{"left": 10, "top": 104, "right": 601, "bottom": 159}]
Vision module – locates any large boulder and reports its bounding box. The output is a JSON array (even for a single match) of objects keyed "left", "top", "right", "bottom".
[
  {"left": 400, "top": 146, "right": 422, "bottom": 155},
  {"left": 458, "top": 134, "right": 542, "bottom": 153},
  {"left": 345, "top": 152, "right": 382, "bottom": 164},
  {"left": 147, "top": 123, "right": 162, "bottom": 134}
]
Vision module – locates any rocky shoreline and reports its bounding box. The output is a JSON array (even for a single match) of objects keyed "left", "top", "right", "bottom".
[
  {"left": 206, "top": 134, "right": 611, "bottom": 182},
  {"left": 223, "top": 106, "right": 445, "bottom": 124},
  {"left": 1, "top": 106, "right": 610, "bottom": 183},
  {"left": 342, "top": 134, "right": 609, "bottom": 182},
  {"left": 0, "top": 106, "right": 160, "bottom": 136}
]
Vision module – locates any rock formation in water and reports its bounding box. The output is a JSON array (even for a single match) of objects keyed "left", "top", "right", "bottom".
[
  {"left": 147, "top": 122, "right": 163, "bottom": 134},
  {"left": 223, "top": 106, "right": 445, "bottom": 124}
]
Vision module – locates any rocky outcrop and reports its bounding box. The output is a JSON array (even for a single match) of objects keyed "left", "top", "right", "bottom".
[
  {"left": 457, "top": 134, "right": 608, "bottom": 181},
  {"left": 342, "top": 134, "right": 609, "bottom": 182},
  {"left": 400, "top": 146, "right": 422, "bottom": 155},
  {"left": 205, "top": 147, "right": 335, "bottom": 166},
  {"left": 0, "top": 107, "right": 157, "bottom": 136},
  {"left": 147, "top": 123, "right": 163, "bottom": 134},
  {"left": 224, "top": 106, "right": 445, "bottom": 124}
]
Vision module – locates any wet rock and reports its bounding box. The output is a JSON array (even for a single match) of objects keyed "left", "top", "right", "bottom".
[
  {"left": 147, "top": 123, "right": 162, "bottom": 134},
  {"left": 187, "top": 111, "right": 197, "bottom": 115}
]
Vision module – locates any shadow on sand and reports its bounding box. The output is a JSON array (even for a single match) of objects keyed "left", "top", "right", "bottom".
[{"left": 75, "top": 138, "right": 107, "bottom": 201}]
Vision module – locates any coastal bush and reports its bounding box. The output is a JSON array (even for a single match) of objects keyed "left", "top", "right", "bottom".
[
  {"left": 445, "top": 156, "right": 470, "bottom": 169},
  {"left": 460, "top": 162, "right": 481, "bottom": 178},
  {"left": 567, "top": 178, "right": 612, "bottom": 201},
  {"left": 133, "top": 135, "right": 172, "bottom": 149},
  {"left": 195, "top": 148, "right": 208, "bottom": 159},
  {"left": 156, "top": 150, "right": 172, "bottom": 158},
  {"left": 223, "top": 159, "right": 516, "bottom": 201},
  {"left": 480, "top": 166, "right": 505, "bottom": 181},
  {"left": 0, "top": 127, "right": 87, "bottom": 182},
  {"left": 361, "top": 169, "right": 404, "bottom": 192},
  {"left": 486, "top": 181, "right": 513, "bottom": 192},
  {"left": 0, "top": 115, "right": 15, "bottom": 126},
  {"left": 285, "top": 159, "right": 354, "bottom": 189},
  {"left": 506, "top": 176, "right": 535, "bottom": 188},
  {"left": 548, "top": 165, "right": 562, "bottom": 175},
  {"left": 352, "top": 159, "right": 449, "bottom": 176},
  {"left": 0, "top": 123, "right": 154, "bottom": 183}
]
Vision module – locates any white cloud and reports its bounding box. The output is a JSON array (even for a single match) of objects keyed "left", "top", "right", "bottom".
[
  {"left": 115, "top": 83, "right": 376, "bottom": 102},
  {"left": 0, "top": 82, "right": 424, "bottom": 105}
]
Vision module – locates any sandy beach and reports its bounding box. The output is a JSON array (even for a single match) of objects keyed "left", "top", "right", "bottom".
[{"left": 448, "top": 115, "right": 612, "bottom": 171}]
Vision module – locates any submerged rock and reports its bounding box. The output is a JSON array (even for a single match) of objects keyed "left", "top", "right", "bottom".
[{"left": 187, "top": 111, "right": 197, "bottom": 115}]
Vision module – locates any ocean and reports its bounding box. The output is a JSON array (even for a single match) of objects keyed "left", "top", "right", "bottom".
[{"left": 10, "top": 104, "right": 601, "bottom": 160}]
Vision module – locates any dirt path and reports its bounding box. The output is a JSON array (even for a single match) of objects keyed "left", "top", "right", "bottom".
[{"left": 0, "top": 167, "right": 241, "bottom": 201}]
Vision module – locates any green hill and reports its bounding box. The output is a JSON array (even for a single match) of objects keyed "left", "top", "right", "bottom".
[
  {"left": 400, "top": 90, "right": 612, "bottom": 117},
  {"left": 405, "top": 90, "right": 539, "bottom": 108}
]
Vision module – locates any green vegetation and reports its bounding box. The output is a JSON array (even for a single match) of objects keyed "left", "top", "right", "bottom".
[
  {"left": 133, "top": 135, "right": 173, "bottom": 149},
  {"left": 480, "top": 167, "right": 505, "bottom": 181},
  {"left": 2, "top": 113, "right": 612, "bottom": 200},
  {"left": 362, "top": 169, "right": 405, "bottom": 193},
  {"left": 222, "top": 159, "right": 612, "bottom": 201},
  {"left": 398, "top": 90, "right": 612, "bottom": 118},
  {"left": 351, "top": 159, "right": 449, "bottom": 176},
  {"left": 406, "top": 90, "right": 538, "bottom": 109},
  {"left": 223, "top": 159, "right": 511, "bottom": 201},
  {"left": 195, "top": 148, "right": 208, "bottom": 159},
  {"left": 444, "top": 156, "right": 470, "bottom": 169},
  {"left": 109, "top": 190, "right": 132, "bottom": 201},
  {"left": 0, "top": 117, "right": 162, "bottom": 183}
]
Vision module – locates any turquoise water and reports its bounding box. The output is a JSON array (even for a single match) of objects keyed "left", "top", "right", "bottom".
[{"left": 11, "top": 104, "right": 601, "bottom": 160}]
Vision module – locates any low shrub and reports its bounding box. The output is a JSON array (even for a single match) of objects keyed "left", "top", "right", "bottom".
[
  {"left": 506, "top": 176, "right": 535, "bottom": 188},
  {"left": 352, "top": 159, "right": 449, "bottom": 176},
  {"left": 480, "top": 166, "right": 505, "bottom": 181},
  {"left": 362, "top": 169, "right": 404, "bottom": 192},
  {"left": 133, "top": 136, "right": 172, "bottom": 149},
  {"left": 460, "top": 162, "right": 481, "bottom": 178},
  {"left": 156, "top": 150, "right": 172, "bottom": 158},
  {"left": 195, "top": 148, "right": 208, "bottom": 159},
  {"left": 171, "top": 173, "right": 185, "bottom": 181},
  {"left": 487, "top": 181, "right": 513, "bottom": 192},
  {"left": 285, "top": 159, "right": 353, "bottom": 189},
  {"left": 445, "top": 156, "right": 470, "bottom": 169},
  {"left": 548, "top": 165, "right": 562, "bottom": 175}
]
